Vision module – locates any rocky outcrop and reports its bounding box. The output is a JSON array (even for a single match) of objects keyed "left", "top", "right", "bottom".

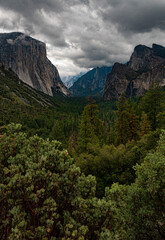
[
  {"left": 0, "top": 32, "right": 70, "bottom": 96},
  {"left": 128, "top": 44, "right": 165, "bottom": 71},
  {"left": 103, "top": 44, "right": 165, "bottom": 100},
  {"left": 62, "top": 72, "right": 86, "bottom": 88},
  {"left": 70, "top": 66, "right": 112, "bottom": 96},
  {"left": 103, "top": 63, "right": 138, "bottom": 100},
  {"left": 0, "top": 62, "right": 57, "bottom": 107}
]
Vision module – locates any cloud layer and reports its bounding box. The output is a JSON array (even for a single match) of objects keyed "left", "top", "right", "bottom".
[{"left": 0, "top": 0, "right": 165, "bottom": 77}]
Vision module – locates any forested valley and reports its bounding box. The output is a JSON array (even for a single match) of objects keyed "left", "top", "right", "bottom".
[{"left": 0, "top": 67, "right": 165, "bottom": 239}]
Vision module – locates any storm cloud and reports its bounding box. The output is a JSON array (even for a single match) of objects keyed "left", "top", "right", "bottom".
[{"left": 0, "top": 0, "right": 165, "bottom": 77}]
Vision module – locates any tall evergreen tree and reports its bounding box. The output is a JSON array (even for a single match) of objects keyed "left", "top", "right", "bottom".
[
  {"left": 139, "top": 111, "right": 151, "bottom": 136},
  {"left": 116, "top": 94, "right": 140, "bottom": 145},
  {"left": 129, "top": 107, "right": 139, "bottom": 140},
  {"left": 68, "top": 125, "right": 76, "bottom": 155},
  {"left": 79, "top": 103, "right": 102, "bottom": 152},
  {"left": 49, "top": 120, "right": 65, "bottom": 143},
  {"left": 140, "top": 80, "right": 165, "bottom": 130},
  {"left": 115, "top": 93, "right": 130, "bottom": 145}
]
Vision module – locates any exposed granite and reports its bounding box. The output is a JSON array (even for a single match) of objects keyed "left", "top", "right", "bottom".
[
  {"left": 0, "top": 32, "right": 70, "bottom": 96},
  {"left": 103, "top": 44, "right": 165, "bottom": 100}
]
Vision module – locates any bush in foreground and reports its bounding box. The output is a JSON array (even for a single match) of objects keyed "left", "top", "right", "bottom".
[
  {"left": 1, "top": 123, "right": 164, "bottom": 240},
  {"left": 0, "top": 123, "right": 112, "bottom": 240}
]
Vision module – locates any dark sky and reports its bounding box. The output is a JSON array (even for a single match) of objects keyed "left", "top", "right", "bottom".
[{"left": 0, "top": 0, "right": 165, "bottom": 77}]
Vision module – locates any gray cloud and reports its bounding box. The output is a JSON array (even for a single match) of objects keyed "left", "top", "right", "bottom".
[
  {"left": 0, "top": 0, "right": 165, "bottom": 77},
  {"left": 101, "top": 0, "right": 165, "bottom": 33},
  {"left": 0, "top": 0, "right": 64, "bottom": 15}
]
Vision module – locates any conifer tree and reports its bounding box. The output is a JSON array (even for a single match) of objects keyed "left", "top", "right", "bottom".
[
  {"left": 49, "top": 120, "right": 65, "bottom": 143},
  {"left": 116, "top": 94, "right": 140, "bottom": 144},
  {"left": 129, "top": 107, "right": 139, "bottom": 140},
  {"left": 79, "top": 103, "right": 102, "bottom": 152},
  {"left": 68, "top": 126, "right": 76, "bottom": 155},
  {"left": 139, "top": 111, "right": 151, "bottom": 136},
  {"left": 140, "top": 79, "right": 165, "bottom": 130},
  {"left": 115, "top": 93, "right": 130, "bottom": 145}
]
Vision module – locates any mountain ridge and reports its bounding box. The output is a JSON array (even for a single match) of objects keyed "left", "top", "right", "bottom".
[{"left": 69, "top": 66, "right": 112, "bottom": 96}]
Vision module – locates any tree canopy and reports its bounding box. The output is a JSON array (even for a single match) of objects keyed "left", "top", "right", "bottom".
[
  {"left": 0, "top": 123, "right": 112, "bottom": 240},
  {"left": 107, "top": 130, "right": 165, "bottom": 239}
]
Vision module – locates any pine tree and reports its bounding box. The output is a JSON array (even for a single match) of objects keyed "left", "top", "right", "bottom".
[
  {"left": 68, "top": 126, "right": 76, "bottom": 155},
  {"left": 115, "top": 93, "right": 130, "bottom": 145},
  {"left": 139, "top": 111, "right": 151, "bottom": 136},
  {"left": 129, "top": 108, "right": 139, "bottom": 140},
  {"left": 49, "top": 120, "right": 65, "bottom": 143},
  {"left": 79, "top": 103, "right": 102, "bottom": 152},
  {"left": 115, "top": 94, "right": 140, "bottom": 144},
  {"left": 140, "top": 79, "right": 165, "bottom": 130}
]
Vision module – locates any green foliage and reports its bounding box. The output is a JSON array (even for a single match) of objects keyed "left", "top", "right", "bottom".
[
  {"left": 0, "top": 123, "right": 113, "bottom": 240},
  {"left": 0, "top": 64, "right": 165, "bottom": 239},
  {"left": 49, "top": 120, "right": 65, "bottom": 143},
  {"left": 78, "top": 104, "right": 102, "bottom": 152},
  {"left": 156, "top": 104, "right": 165, "bottom": 130},
  {"left": 107, "top": 130, "right": 165, "bottom": 239},
  {"left": 0, "top": 64, "right": 117, "bottom": 150},
  {"left": 76, "top": 129, "right": 160, "bottom": 197},
  {"left": 129, "top": 107, "right": 139, "bottom": 140},
  {"left": 115, "top": 93, "right": 130, "bottom": 145},
  {"left": 139, "top": 80, "right": 165, "bottom": 130},
  {"left": 115, "top": 94, "right": 139, "bottom": 145},
  {"left": 139, "top": 111, "right": 151, "bottom": 136}
]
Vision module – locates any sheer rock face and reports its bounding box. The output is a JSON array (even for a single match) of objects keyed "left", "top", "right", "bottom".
[
  {"left": 0, "top": 32, "right": 70, "bottom": 96},
  {"left": 70, "top": 66, "right": 112, "bottom": 96},
  {"left": 103, "top": 44, "right": 165, "bottom": 100}
]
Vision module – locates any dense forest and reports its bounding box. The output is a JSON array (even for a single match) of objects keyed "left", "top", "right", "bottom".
[{"left": 0, "top": 71, "right": 165, "bottom": 239}]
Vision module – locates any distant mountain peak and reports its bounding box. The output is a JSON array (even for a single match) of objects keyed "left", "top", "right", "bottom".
[
  {"left": 69, "top": 66, "right": 112, "bottom": 97},
  {"left": 62, "top": 72, "right": 86, "bottom": 88}
]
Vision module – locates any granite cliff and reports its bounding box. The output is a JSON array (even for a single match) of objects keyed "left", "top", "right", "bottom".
[
  {"left": 103, "top": 44, "right": 165, "bottom": 100},
  {"left": 70, "top": 66, "right": 112, "bottom": 96},
  {"left": 0, "top": 32, "right": 70, "bottom": 96}
]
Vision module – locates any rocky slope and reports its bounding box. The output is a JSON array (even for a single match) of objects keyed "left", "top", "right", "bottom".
[
  {"left": 103, "top": 44, "right": 165, "bottom": 100},
  {"left": 62, "top": 72, "right": 86, "bottom": 88},
  {"left": 0, "top": 62, "right": 57, "bottom": 108},
  {"left": 0, "top": 32, "right": 70, "bottom": 96},
  {"left": 70, "top": 66, "right": 112, "bottom": 96}
]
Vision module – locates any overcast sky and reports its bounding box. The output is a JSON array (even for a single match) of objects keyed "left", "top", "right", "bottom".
[{"left": 0, "top": 0, "right": 165, "bottom": 78}]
